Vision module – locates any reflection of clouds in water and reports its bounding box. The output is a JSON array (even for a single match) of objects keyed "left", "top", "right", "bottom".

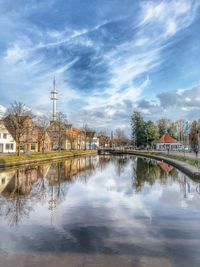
[
  {"left": 54, "top": 158, "right": 200, "bottom": 233},
  {"left": 1, "top": 156, "right": 200, "bottom": 230},
  {"left": 1, "top": 156, "right": 200, "bottom": 267},
  {"left": 105, "top": 179, "right": 117, "bottom": 190},
  {"left": 57, "top": 162, "right": 154, "bottom": 229}
]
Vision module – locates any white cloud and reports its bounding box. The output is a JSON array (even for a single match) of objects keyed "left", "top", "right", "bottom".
[
  {"left": 139, "top": 0, "right": 199, "bottom": 40},
  {"left": 0, "top": 105, "right": 6, "bottom": 118},
  {"left": 165, "top": 20, "right": 177, "bottom": 36},
  {"left": 0, "top": 0, "right": 199, "bottom": 132},
  {"left": 4, "top": 44, "right": 27, "bottom": 63}
]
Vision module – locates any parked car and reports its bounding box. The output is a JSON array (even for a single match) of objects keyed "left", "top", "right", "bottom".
[{"left": 53, "top": 145, "right": 65, "bottom": 151}]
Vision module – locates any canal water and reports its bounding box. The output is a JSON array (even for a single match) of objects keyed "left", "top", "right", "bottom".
[{"left": 0, "top": 155, "right": 200, "bottom": 267}]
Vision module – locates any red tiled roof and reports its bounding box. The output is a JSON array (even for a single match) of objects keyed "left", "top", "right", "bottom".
[{"left": 157, "top": 132, "right": 177, "bottom": 143}]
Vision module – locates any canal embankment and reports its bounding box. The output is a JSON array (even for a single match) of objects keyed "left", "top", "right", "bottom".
[
  {"left": 0, "top": 150, "right": 97, "bottom": 169},
  {"left": 112, "top": 150, "right": 200, "bottom": 180}
]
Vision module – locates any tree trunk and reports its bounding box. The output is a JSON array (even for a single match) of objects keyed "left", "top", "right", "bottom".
[{"left": 17, "top": 142, "right": 20, "bottom": 156}]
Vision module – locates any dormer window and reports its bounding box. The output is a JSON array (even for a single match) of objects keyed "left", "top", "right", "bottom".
[{"left": 3, "top": 133, "right": 8, "bottom": 139}]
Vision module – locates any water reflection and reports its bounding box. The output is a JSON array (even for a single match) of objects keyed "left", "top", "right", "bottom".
[
  {"left": 0, "top": 155, "right": 200, "bottom": 267},
  {"left": 133, "top": 158, "right": 179, "bottom": 192},
  {"left": 0, "top": 156, "right": 97, "bottom": 226}
]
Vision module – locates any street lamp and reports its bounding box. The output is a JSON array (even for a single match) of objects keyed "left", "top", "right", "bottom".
[{"left": 145, "top": 129, "right": 149, "bottom": 151}]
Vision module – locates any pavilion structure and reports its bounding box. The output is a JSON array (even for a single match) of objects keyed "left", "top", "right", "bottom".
[{"left": 156, "top": 132, "right": 183, "bottom": 151}]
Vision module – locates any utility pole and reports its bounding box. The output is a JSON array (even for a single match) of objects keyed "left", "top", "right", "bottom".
[{"left": 51, "top": 77, "right": 58, "bottom": 121}]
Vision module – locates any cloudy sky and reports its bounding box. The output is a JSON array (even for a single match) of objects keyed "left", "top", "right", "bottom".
[{"left": 0, "top": 0, "right": 200, "bottom": 133}]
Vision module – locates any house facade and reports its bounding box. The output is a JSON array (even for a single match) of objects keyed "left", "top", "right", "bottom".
[
  {"left": 47, "top": 121, "right": 94, "bottom": 150},
  {"left": 0, "top": 120, "right": 16, "bottom": 153},
  {"left": 156, "top": 132, "right": 183, "bottom": 151},
  {"left": 47, "top": 121, "right": 67, "bottom": 150},
  {"left": 91, "top": 134, "right": 99, "bottom": 149},
  {"left": 3, "top": 116, "right": 51, "bottom": 153}
]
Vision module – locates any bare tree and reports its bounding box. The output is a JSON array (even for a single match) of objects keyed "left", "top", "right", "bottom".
[
  {"left": 57, "top": 112, "right": 68, "bottom": 151},
  {"left": 47, "top": 112, "right": 68, "bottom": 151},
  {"left": 4, "top": 101, "right": 33, "bottom": 156},
  {"left": 66, "top": 127, "right": 77, "bottom": 150},
  {"left": 114, "top": 128, "right": 129, "bottom": 147},
  {"left": 81, "top": 124, "right": 89, "bottom": 150},
  {"left": 35, "top": 115, "right": 50, "bottom": 153}
]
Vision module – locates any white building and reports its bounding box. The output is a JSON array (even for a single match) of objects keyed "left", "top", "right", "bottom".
[
  {"left": 156, "top": 132, "right": 183, "bottom": 151},
  {"left": 0, "top": 120, "right": 16, "bottom": 153},
  {"left": 91, "top": 134, "right": 99, "bottom": 149}
]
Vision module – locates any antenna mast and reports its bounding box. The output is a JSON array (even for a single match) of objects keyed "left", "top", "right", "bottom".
[{"left": 50, "top": 77, "right": 58, "bottom": 121}]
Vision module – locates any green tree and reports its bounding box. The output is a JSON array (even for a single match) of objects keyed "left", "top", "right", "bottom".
[
  {"left": 157, "top": 118, "right": 168, "bottom": 137},
  {"left": 131, "top": 112, "right": 146, "bottom": 147},
  {"left": 145, "top": 120, "right": 159, "bottom": 147},
  {"left": 167, "top": 122, "right": 177, "bottom": 139},
  {"left": 190, "top": 120, "right": 200, "bottom": 154}
]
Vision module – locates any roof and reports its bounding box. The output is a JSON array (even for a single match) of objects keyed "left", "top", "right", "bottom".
[{"left": 157, "top": 132, "right": 177, "bottom": 143}]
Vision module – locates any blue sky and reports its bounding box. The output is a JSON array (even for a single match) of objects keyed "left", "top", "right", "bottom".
[{"left": 0, "top": 0, "right": 200, "bottom": 133}]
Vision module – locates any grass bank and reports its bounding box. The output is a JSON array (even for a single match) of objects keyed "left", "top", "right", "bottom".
[
  {"left": 0, "top": 150, "right": 97, "bottom": 166},
  {"left": 149, "top": 152, "right": 198, "bottom": 167}
]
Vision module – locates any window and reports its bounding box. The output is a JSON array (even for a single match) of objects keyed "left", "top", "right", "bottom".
[
  {"left": 5, "top": 143, "right": 14, "bottom": 150},
  {"left": 1, "top": 178, "right": 5, "bottom": 184},
  {"left": 3, "top": 133, "right": 7, "bottom": 139},
  {"left": 20, "top": 144, "right": 24, "bottom": 150},
  {"left": 31, "top": 144, "right": 36, "bottom": 150}
]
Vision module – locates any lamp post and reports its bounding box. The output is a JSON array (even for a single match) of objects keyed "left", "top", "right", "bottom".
[{"left": 145, "top": 129, "right": 149, "bottom": 151}]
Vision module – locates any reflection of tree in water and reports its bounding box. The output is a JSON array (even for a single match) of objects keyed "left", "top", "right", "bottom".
[
  {"left": 97, "top": 155, "right": 111, "bottom": 172},
  {"left": 0, "top": 169, "right": 34, "bottom": 226},
  {"left": 78, "top": 157, "right": 96, "bottom": 184},
  {"left": 97, "top": 155, "right": 131, "bottom": 176},
  {"left": 0, "top": 156, "right": 99, "bottom": 226},
  {"left": 113, "top": 155, "right": 130, "bottom": 176},
  {"left": 132, "top": 158, "right": 179, "bottom": 192}
]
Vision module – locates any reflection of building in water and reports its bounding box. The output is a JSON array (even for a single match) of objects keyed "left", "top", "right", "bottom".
[
  {"left": 0, "top": 156, "right": 98, "bottom": 200},
  {"left": 0, "top": 156, "right": 99, "bottom": 225},
  {"left": 159, "top": 162, "right": 174, "bottom": 173},
  {"left": 2, "top": 168, "right": 41, "bottom": 198},
  {"left": 0, "top": 167, "right": 43, "bottom": 226},
  {"left": 43, "top": 157, "right": 98, "bottom": 218},
  {"left": 0, "top": 168, "right": 42, "bottom": 198},
  {"left": 0, "top": 170, "right": 16, "bottom": 194},
  {"left": 44, "top": 156, "right": 97, "bottom": 184}
]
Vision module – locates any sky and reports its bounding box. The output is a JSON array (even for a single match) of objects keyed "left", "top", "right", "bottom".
[{"left": 0, "top": 0, "right": 200, "bottom": 134}]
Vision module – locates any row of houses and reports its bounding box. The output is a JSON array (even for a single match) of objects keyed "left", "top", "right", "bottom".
[{"left": 0, "top": 116, "right": 99, "bottom": 154}]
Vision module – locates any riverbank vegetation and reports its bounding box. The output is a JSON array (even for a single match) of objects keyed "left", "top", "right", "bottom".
[
  {"left": 131, "top": 111, "right": 200, "bottom": 151},
  {"left": 151, "top": 152, "right": 198, "bottom": 167},
  {"left": 0, "top": 150, "right": 96, "bottom": 164},
  {"left": 133, "top": 150, "right": 198, "bottom": 167}
]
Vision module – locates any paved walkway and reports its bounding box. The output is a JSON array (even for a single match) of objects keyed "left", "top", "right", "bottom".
[{"left": 149, "top": 150, "right": 200, "bottom": 159}]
